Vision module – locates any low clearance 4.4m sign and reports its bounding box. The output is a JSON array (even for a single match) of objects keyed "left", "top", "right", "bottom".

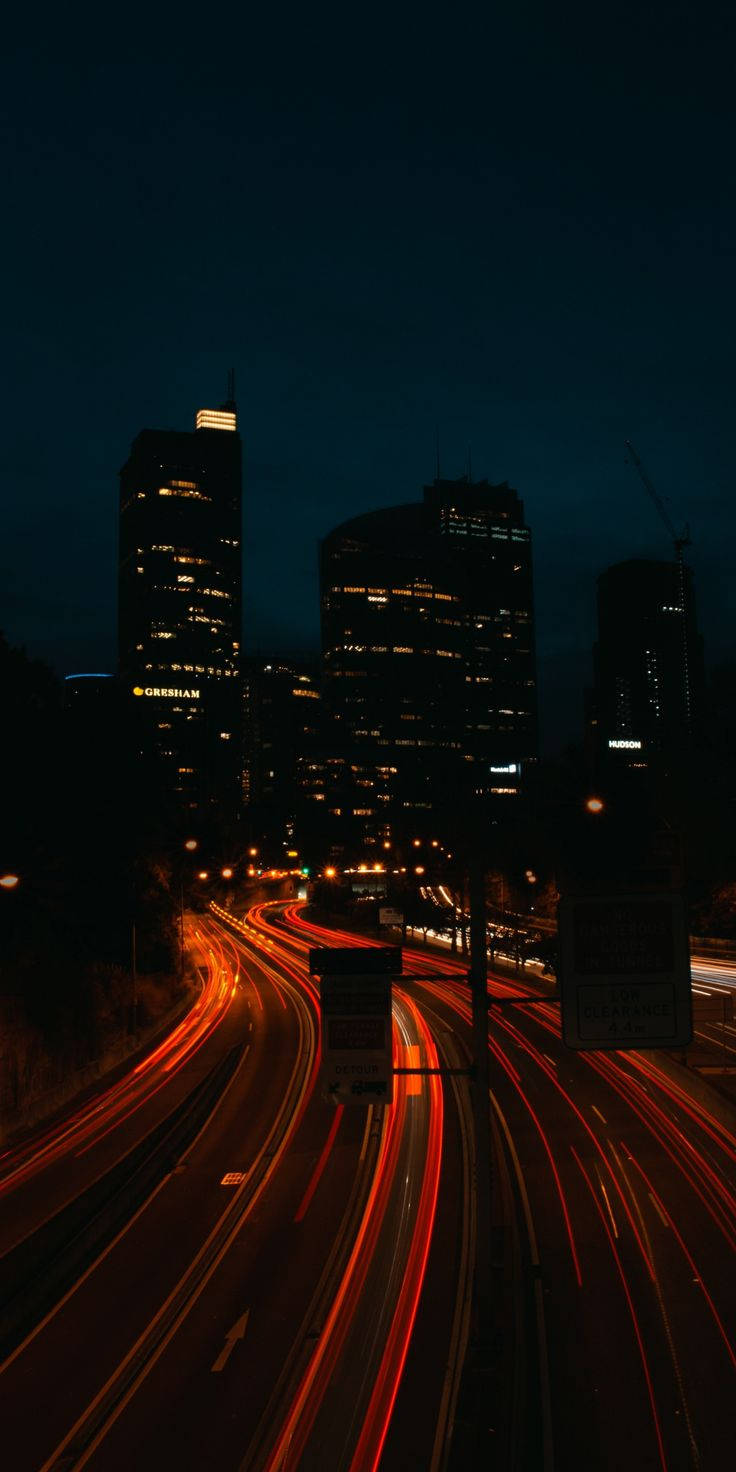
[{"left": 558, "top": 893, "right": 692, "bottom": 1050}]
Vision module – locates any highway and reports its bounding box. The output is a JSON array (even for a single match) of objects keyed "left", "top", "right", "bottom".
[
  {"left": 0, "top": 905, "right": 467, "bottom": 1472},
  {"left": 1, "top": 899, "right": 734, "bottom": 1470},
  {"left": 280, "top": 905, "right": 736, "bottom": 1470}
]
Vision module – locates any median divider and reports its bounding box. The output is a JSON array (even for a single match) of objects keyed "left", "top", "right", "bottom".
[{"left": 0, "top": 1041, "right": 244, "bottom": 1362}]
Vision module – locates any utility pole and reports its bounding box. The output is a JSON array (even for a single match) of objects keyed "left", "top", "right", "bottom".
[
  {"left": 180, "top": 878, "right": 185, "bottom": 980},
  {"left": 131, "top": 919, "right": 138, "bottom": 1036},
  {"left": 468, "top": 853, "right": 492, "bottom": 1339}
]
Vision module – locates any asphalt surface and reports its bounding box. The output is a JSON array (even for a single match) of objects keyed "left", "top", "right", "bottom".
[{"left": 2, "top": 905, "right": 733, "bottom": 1471}]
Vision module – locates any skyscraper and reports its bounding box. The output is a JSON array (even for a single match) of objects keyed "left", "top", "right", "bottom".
[
  {"left": 317, "top": 474, "right": 537, "bottom": 852},
  {"left": 118, "top": 393, "right": 242, "bottom": 813},
  {"left": 592, "top": 558, "right": 704, "bottom": 770},
  {"left": 242, "top": 655, "right": 322, "bottom": 853}
]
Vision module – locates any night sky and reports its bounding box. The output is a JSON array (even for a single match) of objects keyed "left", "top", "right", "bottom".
[{"left": 2, "top": 3, "right": 735, "bottom": 750}]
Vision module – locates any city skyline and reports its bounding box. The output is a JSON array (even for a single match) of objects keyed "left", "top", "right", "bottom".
[
  {"left": 0, "top": 389, "right": 717, "bottom": 756},
  {"left": 3, "top": 6, "right": 736, "bottom": 752}
]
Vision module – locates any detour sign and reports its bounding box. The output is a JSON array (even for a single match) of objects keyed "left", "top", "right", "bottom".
[{"left": 558, "top": 893, "right": 692, "bottom": 1051}]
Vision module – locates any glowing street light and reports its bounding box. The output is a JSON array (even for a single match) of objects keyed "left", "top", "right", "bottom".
[
  {"left": 184, "top": 838, "right": 198, "bottom": 852},
  {"left": 248, "top": 846, "right": 258, "bottom": 857},
  {"left": 0, "top": 873, "right": 20, "bottom": 890},
  {"left": 197, "top": 870, "right": 209, "bottom": 880},
  {"left": 221, "top": 867, "right": 234, "bottom": 879},
  {"left": 324, "top": 866, "right": 337, "bottom": 878},
  {"left": 415, "top": 865, "right": 425, "bottom": 875},
  {"left": 585, "top": 796, "right": 605, "bottom": 815},
  {"left": 412, "top": 838, "right": 422, "bottom": 848}
]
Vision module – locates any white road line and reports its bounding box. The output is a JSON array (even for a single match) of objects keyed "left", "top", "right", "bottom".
[{"left": 211, "top": 1309, "right": 250, "bottom": 1372}]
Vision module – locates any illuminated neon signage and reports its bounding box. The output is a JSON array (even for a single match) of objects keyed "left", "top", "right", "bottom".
[{"left": 132, "top": 686, "right": 200, "bottom": 699}]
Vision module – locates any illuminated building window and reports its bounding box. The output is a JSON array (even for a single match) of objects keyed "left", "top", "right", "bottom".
[
  {"left": 195, "top": 408, "right": 237, "bottom": 432},
  {"left": 158, "top": 486, "right": 211, "bottom": 502}
]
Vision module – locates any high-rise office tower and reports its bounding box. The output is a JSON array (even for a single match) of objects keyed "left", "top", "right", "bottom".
[
  {"left": 592, "top": 558, "right": 704, "bottom": 769},
  {"left": 242, "top": 655, "right": 322, "bottom": 852},
  {"left": 118, "top": 393, "right": 242, "bottom": 813},
  {"left": 318, "top": 474, "right": 537, "bottom": 852}
]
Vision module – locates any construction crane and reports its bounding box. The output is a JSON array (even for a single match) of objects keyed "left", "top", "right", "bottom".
[{"left": 624, "top": 440, "right": 693, "bottom": 736}]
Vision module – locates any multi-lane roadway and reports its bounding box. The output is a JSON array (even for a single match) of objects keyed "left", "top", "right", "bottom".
[{"left": 0, "top": 902, "right": 734, "bottom": 1471}]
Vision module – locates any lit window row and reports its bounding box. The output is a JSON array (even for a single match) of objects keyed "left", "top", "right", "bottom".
[{"left": 158, "top": 487, "right": 211, "bottom": 502}]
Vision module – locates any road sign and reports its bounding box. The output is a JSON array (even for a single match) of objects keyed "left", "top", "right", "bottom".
[
  {"left": 558, "top": 892, "right": 692, "bottom": 1050},
  {"left": 378, "top": 907, "right": 403, "bottom": 928},
  {"left": 320, "top": 973, "right": 394, "bottom": 1105}
]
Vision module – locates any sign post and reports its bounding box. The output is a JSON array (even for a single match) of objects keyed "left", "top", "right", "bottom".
[
  {"left": 309, "top": 947, "right": 399, "bottom": 1105},
  {"left": 558, "top": 892, "right": 692, "bottom": 1050}
]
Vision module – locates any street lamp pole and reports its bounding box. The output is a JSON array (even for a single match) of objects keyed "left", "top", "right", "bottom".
[
  {"left": 131, "top": 917, "right": 138, "bottom": 1036},
  {"left": 468, "top": 853, "right": 493, "bottom": 1340}
]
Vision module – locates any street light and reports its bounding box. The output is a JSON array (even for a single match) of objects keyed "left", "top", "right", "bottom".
[
  {"left": 586, "top": 796, "right": 605, "bottom": 814},
  {"left": 0, "top": 874, "right": 20, "bottom": 890},
  {"left": 221, "top": 867, "right": 234, "bottom": 879},
  {"left": 184, "top": 838, "right": 198, "bottom": 852},
  {"left": 248, "top": 846, "right": 258, "bottom": 857},
  {"left": 197, "top": 870, "right": 209, "bottom": 880},
  {"left": 324, "top": 866, "right": 337, "bottom": 878}
]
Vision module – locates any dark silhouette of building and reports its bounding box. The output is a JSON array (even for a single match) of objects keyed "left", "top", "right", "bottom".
[
  {"left": 118, "top": 394, "right": 242, "bottom": 814},
  {"left": 242, "top": 655, "right": 322, "bottom": 855},
  {"left": 592, "top": 558, "right": 704, "bottom": 771},
  {"left": 317, "top": 474, "right": 537, "bottom": 853}
]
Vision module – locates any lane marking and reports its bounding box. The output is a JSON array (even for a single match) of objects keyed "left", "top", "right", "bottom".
[
  {"left": 211, "top": 1309, "right": 250, "bottom": 1373},
  {"left": 648, "top": 1191, "right": 670, "bottom": 1228}
]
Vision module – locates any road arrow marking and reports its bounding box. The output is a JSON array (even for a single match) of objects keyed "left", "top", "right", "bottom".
[{"left": 211, "top": 1310, "right": 250, "bottom": 1372}]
